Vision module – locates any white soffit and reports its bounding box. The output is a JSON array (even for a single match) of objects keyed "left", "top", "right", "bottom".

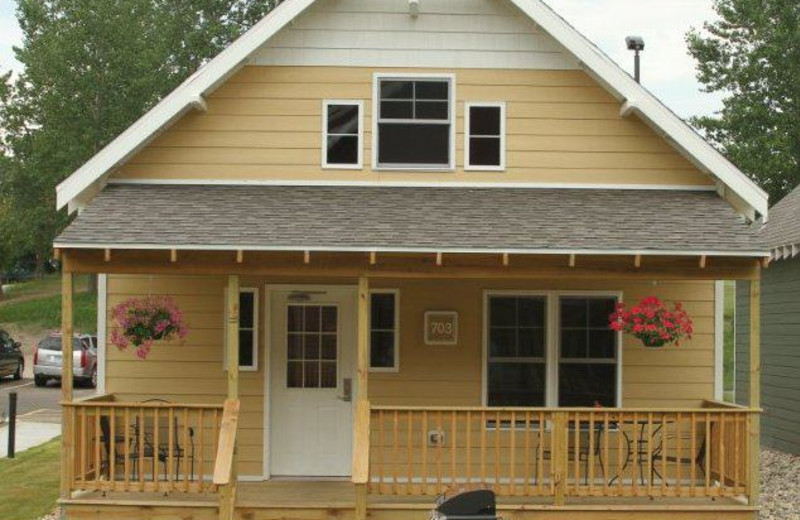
[{"left": 55, "top": 0, "right": 769, "bottom": 219}]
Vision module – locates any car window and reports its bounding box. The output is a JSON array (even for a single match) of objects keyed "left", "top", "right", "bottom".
[{"left": 38, "top": 337, "right": 80, "bottom": 351}]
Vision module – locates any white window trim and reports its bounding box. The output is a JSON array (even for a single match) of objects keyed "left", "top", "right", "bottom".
[
  {"left": 369, "top": 289, "right": 400, "bottom": 373},
  {"left": 482, "top": 290, "right": 623, "bottom": 408},
  {"left": 321, "top": 100, "right": 364, "bottom": 170},
  {"left": 223, "top": 287, "right": 259, "bottom": 372},
  {"left": 464, "top": 102, "right": 506, "bottom": 172},
  {"left": 371, "top": 72, "right": 456, "bottom": 172}
]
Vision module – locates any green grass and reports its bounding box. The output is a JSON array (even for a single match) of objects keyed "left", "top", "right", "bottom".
[
  {"left": 0, "top": 438, "right": 60, "bottom": 520},
  {"left": 1, "top": 274, "right": 89, "bottom": 301},
  {"left": 0, "top": 290, "right": 97, "bottom": 333}
]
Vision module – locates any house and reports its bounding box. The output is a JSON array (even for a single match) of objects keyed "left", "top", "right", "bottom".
[
  {"left": 51, "top": 1, "right": 769, "bottom": 519},
  {"left": 736, "top": 185, "right": 800, "bottom": 455}
]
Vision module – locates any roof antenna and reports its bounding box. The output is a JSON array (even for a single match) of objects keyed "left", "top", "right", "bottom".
[{"left": 625, "top": 36, "right": 645, "bottom": 83}]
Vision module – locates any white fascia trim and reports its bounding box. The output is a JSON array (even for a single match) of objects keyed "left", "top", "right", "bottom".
[
  {"left": 508, "top": 0, "right": 769, "bottom": 218},
  {"left": 52, "top": 242, "right": 769, "bottom": 258},
  {"left": 55, "top": 0, "right": 319, "bottom": 211},
  {"left": 107, "top": 178, "right": 719, "bottom": 192}
]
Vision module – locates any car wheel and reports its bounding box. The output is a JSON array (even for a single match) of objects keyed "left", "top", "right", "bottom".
[
  {"left": 13, "top": 361, "right": 23, "bottom": 380},
  {"left": 34, "top": 375, "right": 48, "bottom": 387}
]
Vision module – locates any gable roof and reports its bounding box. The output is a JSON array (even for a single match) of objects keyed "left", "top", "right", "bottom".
[
  {"left": 55, "top": 0, "right": 769, "bottom": 219},
  {"left": 759, "top": 184, "right": 800, "bottom": 260}
]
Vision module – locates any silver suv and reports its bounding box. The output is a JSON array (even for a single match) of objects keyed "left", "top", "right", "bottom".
[{"left": 33, "top": 333, "right": 98, "bottom": 388}]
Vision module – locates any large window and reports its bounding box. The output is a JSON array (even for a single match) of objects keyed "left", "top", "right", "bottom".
[
  {"left": 374, "top": 75, "right": 454, "bottom": 169},
  {"left": 558, "top": 297, "right": 619, "bottom": 407},
  {"left": 322, "top": 100, "right": 362, "bottom": 168},
  {"left": 369, "top": 290, "right": 399, "bottom": 371},
  {"left": 465, "top": 102, "right": 505, "bottom": 170},
  {"left": 487, "top": 296, "right": 547, "bottom": 406},
  {"left": 224, "top": 288, "right": 259, "bottom": 371}
]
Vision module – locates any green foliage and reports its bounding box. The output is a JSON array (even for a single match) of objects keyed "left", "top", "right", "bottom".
[
  {"left": 687, "top": 0, "right": 800, "bottom": 203},
  {"left": 0, "top": 0, "right": 281, "bottom": 272},
  {"left": 0, "top": 438, "right": 61, "bottom": 520}
]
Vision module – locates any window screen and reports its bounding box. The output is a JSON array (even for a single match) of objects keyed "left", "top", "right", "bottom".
[
  {"left": 466, "top": 104, "right": 504, "bottom": 169},
  {"left": 558, "top": 297, "right": 618, "bottom": 407},
  {"left": 487, "top": 296, "right": 547, "bottom": 406},
  {"left": 324, "top": 102, "right": 361, "bottom": 167},
  {"left": 376, "top": 78, "right": 452, "bottom": 168}
]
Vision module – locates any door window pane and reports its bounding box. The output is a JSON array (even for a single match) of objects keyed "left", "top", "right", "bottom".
[{"left": 287, "top": 305, "right": 338, "bottom": 388}]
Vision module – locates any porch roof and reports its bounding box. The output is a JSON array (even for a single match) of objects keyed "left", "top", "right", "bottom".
[{"left": 55, "top": 184, "right": 765, "bottom": 256}]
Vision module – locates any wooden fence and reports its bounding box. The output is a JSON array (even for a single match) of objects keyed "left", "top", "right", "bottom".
[
  {"left": 368, "top": 405, "right": 757, "bottom": 501},
  {"left": 64, "top": 398, "right": 224, "bottom": 494}
]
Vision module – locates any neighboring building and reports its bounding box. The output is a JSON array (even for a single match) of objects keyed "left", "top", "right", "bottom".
[
  {"left": 52, "top": 1, "right": 769, "bottom": 519},
  {"left": 737, "top": 185, "right": 800, "bottom": 454}
]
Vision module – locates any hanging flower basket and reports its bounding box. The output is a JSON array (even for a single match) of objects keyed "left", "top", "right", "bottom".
[
  {"left": 609, "top": 296, "right": 693, "bottom": 348},
  {"left": 110, "top": 296, "right": 188, "bottom": 359}
]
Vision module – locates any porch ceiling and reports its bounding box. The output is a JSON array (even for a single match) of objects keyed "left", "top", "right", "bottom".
[{"left": 55, "top": 185, "right": 765, "bottom": 257}]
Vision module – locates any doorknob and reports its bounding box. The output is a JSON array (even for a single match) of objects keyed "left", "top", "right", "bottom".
[{"left": 339, "top": 378, "right": 353, "bottom": 402}]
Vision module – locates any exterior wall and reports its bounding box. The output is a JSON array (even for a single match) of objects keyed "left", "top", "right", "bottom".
[
  {"left": 736, "top": 258, "right": 800, "bottom": 454},
  {"left": 250, "top": 0, "right": 579, "bottom": 70},
  {"left": 104, "top": 274, "right": 719, "bottom": 477}
]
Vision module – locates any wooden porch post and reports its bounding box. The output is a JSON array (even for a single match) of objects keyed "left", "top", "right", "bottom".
[
  {"left": 354, "top": 276, "right": 370, "bottom": 520},
  {"left": 748, "top": 273, "right": 761, "bottom": 506},
  {"left": 226, "top": 274, "right": 240, "bottom": 400},
  {"left": 60, "top": 260, "right": 74, "bottom": 499},
  {"left": 220, "top": 274, "right": 240, "bottom": 519}
]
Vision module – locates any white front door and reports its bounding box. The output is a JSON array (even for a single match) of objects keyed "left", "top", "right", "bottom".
[{"left": 269, "top": 286, "right": 355, "bottom": 477}]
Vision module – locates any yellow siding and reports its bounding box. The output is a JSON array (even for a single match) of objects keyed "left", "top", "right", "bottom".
[
  {"left": 112, "top": 66, "right": 713, "bottom": 187},
  {"left": 104, "top": 275, "right": 717, "bottom": 477}
]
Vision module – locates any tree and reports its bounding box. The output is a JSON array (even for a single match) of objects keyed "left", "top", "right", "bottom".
[
  {"left": 0, "top": 0, "right": 280, "bottom": 274},
  {"left": 687, "top": 0, "right": 800, "bottom": 204}
]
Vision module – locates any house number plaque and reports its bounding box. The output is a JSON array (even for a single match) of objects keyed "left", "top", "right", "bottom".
[{"left": 424, "top": 311, "right": 458, "bottom": 345}]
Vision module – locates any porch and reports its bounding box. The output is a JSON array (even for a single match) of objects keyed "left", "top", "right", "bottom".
[{"left": 52, "top": 185, "right": 766, "bottom": 519}]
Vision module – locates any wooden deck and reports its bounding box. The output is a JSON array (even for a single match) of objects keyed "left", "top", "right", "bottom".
[{"left": 62, "top": 480, "right": 757, "bottom": 520}]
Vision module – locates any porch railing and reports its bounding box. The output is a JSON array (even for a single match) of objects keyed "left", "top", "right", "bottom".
[
  {"left": 63, "top": 396, "right": 224, "bottom": 494},
  {"left": 368, "top": 403, "right": 758, "bottom": 502}
]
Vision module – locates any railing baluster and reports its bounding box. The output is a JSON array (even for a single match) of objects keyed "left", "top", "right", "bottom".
[
  {"left": 616, "top": 411, "right": 624, "bottom": 496},
  {"left": 421, "top": 411, "right": 428, "bottom": 495},
  {"left": 377, "top": 409, "right": 385, "bottom": 494},
  {"left": 139, "top": 407, "right": 145, "bottom": 488},
  {"left": 631, "top": 412, "right": 638, "bottom": 496},
  {"left": 394, "top": 410, "right": 400, "bottom": 495},
  {"left": 80, "top": 407, "right": 87, "bottom": 487},
  {"left": 437, "top": 411, "right": 444, "bottom": 494},
  {"left": 183, "top": 407, "right": 190, "bottom": 491},
  {"left": 646, "top": 412, "right": 653, "bottom": 497},
  {"left": 719, "top": 412, "right": 726, "bottom": 496},
  {"left": 154, "top": 408, "right": 160, "bottom": 486},
  {"left": 661, "top": 413, "right": 667, "bottom": 495},
  {"left": 94, "top": 408, "right": 101, "bottom": 490},
  {"left": 465, "top": 411, "right": 472, "bottom": 489},
  {"left": 573, "top": 412, "right": 580, "bottom": 494},
  {"left": 589, "top": 412, "right": 595, "bottom": 494},
  {"left": 406, "top": 411, "right": 413, "bottom": 495},
  {"left": 198, "top": 408, "right": 205, "bottom": 492},
  {"left": 494, "top": 411, "right": 500, "bottom": 491},
  {"left": 537, "top": 411, "right": 544, "bottom": 496},
  {"left": 450, "top": 411, "right": 457, "bottom": 491},
  {"left": 480, "top": 410, "right": 486, "bottom": 489},
  {"left": 168, "top": 407, "right": 175, "bottom": 492},
  {"left": 602, "top": 412, "right": 609, "bottom": 495},
  {"left": 509, "top": 411, "right": 516, "bottom": 495},
  {"left": 734, "top": 413, "right": 741, "bottom": 492},
  {"left": 676, "top": 412, "right": 683, "bottom": 496},
  {"left": 690, "top": 412, "right": 697, "bottom": 496},
  {"left": 704, "top": 412, "right": 711, "bottom": 495},
  {"left": 524, "top": 411, "right": 531, "bottom": 496}
]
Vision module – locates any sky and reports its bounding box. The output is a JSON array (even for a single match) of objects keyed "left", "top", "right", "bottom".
[{"left": 0, "top": 0, "right": 724, "bottom": 119}]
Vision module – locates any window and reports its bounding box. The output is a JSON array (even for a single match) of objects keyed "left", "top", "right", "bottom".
[
  {"left": 465, "top": 103, "right": 505, "bottom": 170},
  {"left": 487, "top": 296, "right": 547, "bottom": 406},
  {"left": 369, "top": 290, "right": 399, "bottom": 371},
  {"left": 322, "top": 100, "right": 363, "bottom": 168},
  {"left": 287, "top": 305, "right": 338, "bottom": 388},
  {"left": 224, "top": 288, "right": 259, "bottom": 371},
  {"left": 374, "top": 75, "right": 454, "bottom": 169},
  {"left": 558, "top": 297, "right": 619, "bottom": 407}
]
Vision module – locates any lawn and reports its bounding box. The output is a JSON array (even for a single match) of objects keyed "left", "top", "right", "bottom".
[
  {"left": 0, "top": 290, "right": 97, "bottom": 333},
  {"left": 0, "top": 438, "right": 60, "bottom": 520},
  {"left": 0, "top": 274, "right": 89, "bottom": 302}
]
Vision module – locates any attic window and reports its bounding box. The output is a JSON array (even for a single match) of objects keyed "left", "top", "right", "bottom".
[{"left": 374, "top": 75, "right": 454, "bottom": 170}]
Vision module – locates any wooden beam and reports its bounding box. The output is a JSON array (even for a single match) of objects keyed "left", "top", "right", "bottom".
[
  {"left": 226, "top": 275, "right": 240, "bottom": 400},
  {"left": 699, "top": 255, "right": 707, "bottom": 269},
  {"left": 104, "top": 249, "right": 111, "bottom": 263},
  {"left": 369, "top": 252, "right": 377, "bottom": 266},
  {"left": 356, "top": 276, "right": 369, "bottom": 402},
  {"left": 568, "top": 254, "right": 576, "bottom": 268},
  {"left": 60, "top": 268, "right": 74, "bottom": 499},
  {"left": 761, "top": 257, "right": 771, "bottom": 269},
  {"left": 436, "top": 252, "right": 443, "bottom": 266},
  {"left": 236, "top": 250, "right": 244, "bottom": 264},
  {"left": 170, "top": 249, "right": 178, "bottom": 263},
  {"left": 304, "top": 251, "right": 311, "bottom": 265},
  {"left": 502, "top": 253, "right": 510, "bottom": 267},
  {"left": 634, "top": 254, "right": 642, "bottom": 269},
  {"left": 53, "top": 248, "right": 61, "bottom": 261},
  {"left": 748, "top": 274, "right": 761, "bottom": 507}
]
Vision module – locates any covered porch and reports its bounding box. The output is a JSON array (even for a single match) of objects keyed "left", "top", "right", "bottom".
[{"left": 53, "top": 184, "right": 766, "bottom": 519}]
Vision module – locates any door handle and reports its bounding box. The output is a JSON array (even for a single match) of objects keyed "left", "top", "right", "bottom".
[{"left": 339, "top": 378, "right": 352, "bottom": 402}]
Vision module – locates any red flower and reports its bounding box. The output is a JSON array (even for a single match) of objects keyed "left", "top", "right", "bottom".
[{"left": 608, "top": 296, "right": 693, "bottom": 348}]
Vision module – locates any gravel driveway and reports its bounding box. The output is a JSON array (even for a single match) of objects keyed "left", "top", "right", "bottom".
[{"left": 761, "top": 448, "right": 800, "bottom": 519}]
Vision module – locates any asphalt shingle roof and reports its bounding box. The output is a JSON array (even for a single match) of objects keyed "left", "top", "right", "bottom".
[
  {"left": 55, "top": 185, "right": 764, "bottom": 254},
  {"left": 759, "top": 185, "right": 800, "bottom": 249}
]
